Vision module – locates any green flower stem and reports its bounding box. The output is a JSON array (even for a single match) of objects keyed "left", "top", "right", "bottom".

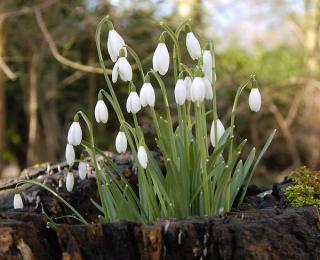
[
  {"left": 208, "top": 41, "right": 218, "bottom": 147},
  {"left": 195, "top": 102, "right": 210, "bottom": 215},
  {"left": 225, "top": 78, "right": 251, "bottom": 211},
  {"left": 16, "top": 180, "right": 88, "bottom": 225},
  {"left": 124, "top": 44, "right": 145, "bottom": 80},
  {"left": 150, "top": 107, "right": 161, "bottom": 138},
  {"left": 95, "top": 17, "right": 125, "bottom": 123},
  {"left": 149, "top": 70, "right": 178, "bottom": 162},
  {"left": 77, "top": 111, "right": 108, "bottom": 219}
]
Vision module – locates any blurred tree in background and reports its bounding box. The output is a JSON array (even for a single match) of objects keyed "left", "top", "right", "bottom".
[{"left": 1, "top": 0, "right": 320, "bottom": 186}]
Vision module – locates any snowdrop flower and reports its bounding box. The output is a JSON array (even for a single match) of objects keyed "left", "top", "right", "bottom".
[
  {"left": 203, "top": 50, "right": 213, "bottom": 83},
  {"left": 210, "top": 119, "right": 225, "bottom": 147},
  {"left": 66, "top": 172, "right": 74, "bottom": 192},
  {"left": 13, "top": 193, "right": 23, "bottom": 209},
  {"left": 190, "top": 77, "right": 205, "bottom": 102},
  {"left": 126, "top": 92, "right": 141, "bottom": 113},
  {"left": 153, "top": 42, "right": 170, "bottom": 75},
  {"left": 78, "top": 162, "right": 87, "bottom": 180},
  {"left": 138, "top": 146, "right": 148, "bottom": 169},
  {"left": 186, "top": 32, "right": 201, "bottom": 60},
  {"left": 107, "top": 29, "right": 125, "bottom": 62},
  {"left": 174, "top": 79, "right": 187, "bottom": 105},
  {"left": 67, "top": 120, "right": 82, "bottom": 146},
  {"left": 65, "top": 144, "right": 75, "bottom": 166},
  {"left": 249, "top": 88, "right": 261, "bottom": 112},
  {"left": 184, "top": 76, "right": 192, "bottom": 101},
  {"left": 95, "top": 100, "right": 109, "bottom": 123},
  {"left": 203, "top": 77, "right": 213, "bottom": 100},
  {"left": 115, "top": 131, "right": 127, "bottom": 153},
  {"left": 140, "top": 82, "right": 155, "bottom": 107},
  {"left": 112, "top": 50, "right": 132, "bottom": 83}
]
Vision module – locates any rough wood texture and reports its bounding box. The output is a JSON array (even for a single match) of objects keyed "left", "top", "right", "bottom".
[{"left": 0, "top": 154, "right": 320, "bottom": 259}]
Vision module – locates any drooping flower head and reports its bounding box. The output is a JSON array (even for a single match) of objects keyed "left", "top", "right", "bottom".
[
  {"left": 107, "top": 22, "right": 126, "bottom": 62},
  {"left": 115, "top": 131, "right": 127, "bottom": 154},
  {"left": 140, "top": 75, "right": 155, "bottom": 108},
  {"left": 66, "top": 172, "right": 75, "bottom": 192},
  {"left": 78, "top": 161, "right": 87, "bottom": 180},
  {"left": 203, "top": 50, "right": 213, "bottom": 83},
  {"left": 67, "top": 114, "right": 82, "bottom": 146},
  {"left": 249, "top": 88, "right": 261, "bottom": 112},
  {"left": 186, "top": 26, "right": 201, "bottom": 60},
  {"left": 153, "top": 34, "right": 170, "bottom": 75},
  {"left": 126, "top": 90, "right": 141, "bottom": 114},
  {"left": 174, "top": 78, "right": 187, "bottom": 105},
  {"left": 112, "top": 48, "right": 132, "bottom": 83},
  {"left": 95, "top": 93, "right": 109, "bottom": 123},
  {"left": 138, "top": 146, "right": 148, "bottom": 169},
  {"left": 65, "top": 143, "right": 75, "bottom": 166},
  {"left": 210, "top": 119, "right": 225, "bottom": 147},
  {"left": 13, "top": 193, "right": 23, "bottom": 209}
]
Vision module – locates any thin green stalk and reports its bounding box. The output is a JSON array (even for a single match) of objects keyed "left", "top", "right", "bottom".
[{"left": 17, "top": 180, "right": 88, "bottom": 224}]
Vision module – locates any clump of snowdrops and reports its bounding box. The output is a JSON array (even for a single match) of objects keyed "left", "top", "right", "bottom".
[{"left": 14, "top": 17, "right": 275, "bottom": 224}]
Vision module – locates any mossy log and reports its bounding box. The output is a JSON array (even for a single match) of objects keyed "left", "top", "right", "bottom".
[{"left": 0, "top": 154, "right": 320, "bottom": 259}]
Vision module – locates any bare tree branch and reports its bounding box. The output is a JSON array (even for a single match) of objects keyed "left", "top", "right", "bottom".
[
  {"left": 0, "top": 56, "right": 16, "bottom": 80},
  {"left": 34, "top": 9, "right": 110, "bottom": 74}
]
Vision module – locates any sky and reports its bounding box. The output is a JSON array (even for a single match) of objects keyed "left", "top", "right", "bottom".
[{"left": 89, "top": 0, "right": 303, "bottom": 50}]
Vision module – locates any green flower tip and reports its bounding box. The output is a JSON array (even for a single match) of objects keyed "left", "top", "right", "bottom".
[
  {"left": 159, "top": 34, "right": 165, "bottom": 43},
  {"left": 106, "top": 20, "right": 114, "bottom": 30},
  {"left": 98, "top": 92, "right": 103, "bottom": 100},
  {"left": 73, "top": 114, "right": 79, "bottom": 122},
  {"left": 119, "top": 48, "right": 126, "bottom": 57},
  {"left": 144, "top": 74, "right": 150, "bottom": 83}
]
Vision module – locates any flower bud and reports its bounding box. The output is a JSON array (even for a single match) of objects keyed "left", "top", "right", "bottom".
[
  {"left": 203, "top": 50, "right": 213, "bottom": 83},
  {"left": 95, "top": 100, "right": 109, "bottom": 123},
  {"left": 210, "top": 119, "right": 225, "bottom": 147},
  {"left": 138, "top": 146, "right": 148, "bottom": 169},
  {"left": 112, "top": 56, "right": 132, "bottom": 83},
  {"left": 78, "top": 162, "right": 87, "bottom": 180},
  {"left": 174, "top": 79, "right": 187, "bottom": 105},
  {"left": 249, "top": 88, "right": 261, "bottom": 112},
  {"left": 140, "top": 83, "right": 155, "bottom": 107},
  {"left": 107, "top": 29, "right": 125, "bottom": 62},
  {"left": 115, "top": 131, "right": 127, "bottom": 153},
  {"left": 65, "top": 144, "right": 75, "bottom": 166},
  {"left": 66, "top": 172, "right": 75, "bottom": 192},
  {"left": 190, "top": 77, "right": 205, "bottom": 102},
  {"left": 13, "top": 193, "right": 23, "bottom": 209},
  {"left": 67, "top": 121, "right": 82, "bottom": 146},
  {"left": 126, "top": 92, "right": 141, "bottom": 114},
  {"left": 203, "top": 77, "right": 213, "bottom": 100},
  {"left": 186, "top": 32, "right": 201, "bottom": 60},
  {"left": 153, "top": 43, "right": 170, "bottom": 75},
  {"left": 184, "top": 76, "right": 192, "bottom": 101}
]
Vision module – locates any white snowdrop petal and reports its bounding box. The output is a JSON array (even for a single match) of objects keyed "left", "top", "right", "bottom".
[
  {"left": 65, "top": 144, "right": 75, "bottom": 166},
  {"left": 203, "top": 50, "right": 213, "bottom": 83},
  {"left": 78, "top": 162, "right": 87, "bottom": 180},
  {"left": 174, "top": 79, "right": 187, "bottom": 105},
  {"left": 95, "top": 100, "right": 109, "bottom": 123},
  {"left": 66, "top": 172, "right": 75, "bottom": 192},
  {"left": 13, "top": 194, "right": 23, "bottom": 209},
  {"left": 152, "top": 45, "right": 161, "bottom": 73},
  {"left": 210, "top": 119, "right": 225, "bottom": 147},
  {"left": 203, "top": 77, "right": 213, "bottom": 100},
  {"left": 157, "top": 43, "right": 170, "bottom": 75},
  {"left": 126, "top": 94, "right": 132, "bottom": 113},
  {"left": 190, "top": 77, "right": 205, "bottom": 102},
  {"left": 186, "top": 32, "right": 201, "bottom": 60},
  {"left": 130, "top": 92, "right": 141, "bottom": 113},
  {"left": 249, "top": 88, "right": 261, "bottom": 112},
  {"left": 112, "top": 61, "right": 119, "bottom": 83},
  {"left": 140, "top": 83, "right": 155, "bottom": 107},
  {"left": 115, "top": 131, "right": 127, "bottom": 153},
  {"left": 138, "top": 146, "right": 148, "bottom": 169},
  {"left": 184, "top": 77, "right": 192, "bottom": 101},
  {"left": 107, "top": 30, "right": 125, "bottom": 62},
  {"left": 118, "top": 57, "right": 132, "bottom": 82},
  {"left": 67, "top": 122, "right": 82, "bottom": 146}
]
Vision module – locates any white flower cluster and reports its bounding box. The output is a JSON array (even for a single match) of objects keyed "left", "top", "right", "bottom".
[{"left": 61, "top": 22, "right": 262, "bottom": 194}]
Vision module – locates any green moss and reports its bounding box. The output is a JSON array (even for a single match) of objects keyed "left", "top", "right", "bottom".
[{"left": 284, "top": 167, "right": 320, "bottom": 207}]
